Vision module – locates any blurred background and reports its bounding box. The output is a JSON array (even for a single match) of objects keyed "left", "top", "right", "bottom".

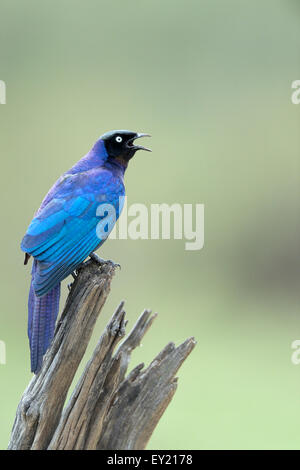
[{"left": 0, "top": 0, "right": 299, "bottom": 450}]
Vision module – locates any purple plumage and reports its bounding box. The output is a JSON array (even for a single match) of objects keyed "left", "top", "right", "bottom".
[
  {"left": 21, "top": 130, "right": 150, "bottom": 373},
  {"left": 28, "top": 261, "right": 61, "bottom": 373}
]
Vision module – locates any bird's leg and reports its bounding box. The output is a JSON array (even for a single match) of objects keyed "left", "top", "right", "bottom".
[
  {"left": 89, "top": 252, "right": 106, "bottom": 264},
  {"left": 89, "top": 252, "right": 121, "bottom": 269},
  {"left": 71, "top": 259, "right": 90, "bottom": 279},
  {"left": 70, "top": 253, "right": 121, "bottom": 283},
  {"left": 68, "top": 271, "right": 79, "bottom": 291}
]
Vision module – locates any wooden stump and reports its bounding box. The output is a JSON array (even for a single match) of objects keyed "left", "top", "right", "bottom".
[{"left": 8, "top": 259, "right": 196, "bottom": 450}]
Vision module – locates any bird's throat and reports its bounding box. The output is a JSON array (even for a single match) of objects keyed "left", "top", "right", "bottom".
[{"left": 114, "top": 156, "right": 128, "bottom": 169}]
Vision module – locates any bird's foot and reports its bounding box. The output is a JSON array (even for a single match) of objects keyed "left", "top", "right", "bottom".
[
  {"left": 67, "top": 282, "right": 73, "bottom": 292},
  {"left": 89, "top": 252, "right": 121, "bottom": 269},
  {"left": 70, "top": 254, "right": 120, "bottom": 280},
  {"left": 71, "top": 259, "right": 89, "bottom": 278}
]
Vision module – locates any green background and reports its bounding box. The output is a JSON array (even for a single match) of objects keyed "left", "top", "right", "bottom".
[{"left": 0, "top": 0, "right": 299, "bottom": 450}]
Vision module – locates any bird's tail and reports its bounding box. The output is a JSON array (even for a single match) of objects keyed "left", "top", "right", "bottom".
[{"left": 28, "top": 260, "right": 61, "bottom": 374}]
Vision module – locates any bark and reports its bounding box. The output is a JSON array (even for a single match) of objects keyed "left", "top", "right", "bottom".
[{"left": 8, "top": 258, "right": 196, "bottom": 450}]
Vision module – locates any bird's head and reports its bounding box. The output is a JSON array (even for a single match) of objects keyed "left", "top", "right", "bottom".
[{"left": 101, "top": 130, "right": 151, "bottom": 165}]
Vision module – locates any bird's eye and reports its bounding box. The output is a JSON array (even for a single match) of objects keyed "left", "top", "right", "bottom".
[{"left": 115, "top": 136, "right": 122, "bottom": 143}]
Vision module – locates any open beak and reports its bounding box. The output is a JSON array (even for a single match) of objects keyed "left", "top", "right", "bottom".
[{"left": 129, "top": 133, "right": 152, "bottom": 152}]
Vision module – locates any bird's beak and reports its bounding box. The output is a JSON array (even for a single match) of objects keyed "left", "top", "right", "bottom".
[{"left": 130, "top": 133, "right": 152, "bottom": 152}]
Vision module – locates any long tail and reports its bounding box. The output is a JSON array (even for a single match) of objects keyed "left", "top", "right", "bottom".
[{"left": 28, "top": 260, "right": 61, "bottom": 373}]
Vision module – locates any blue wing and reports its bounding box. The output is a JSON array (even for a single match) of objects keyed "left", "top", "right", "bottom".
[{"left": 21, "top": 170, "right": 124, "bottom": 297}]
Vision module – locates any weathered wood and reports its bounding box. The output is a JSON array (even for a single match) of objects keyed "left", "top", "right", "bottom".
[{"left": 8, "top": 258, "right": 196, "bottom": 450}]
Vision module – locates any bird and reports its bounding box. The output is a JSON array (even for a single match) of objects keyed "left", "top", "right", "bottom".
[{"left": 21, "top": 130, "right": 151, "bottom": 374}]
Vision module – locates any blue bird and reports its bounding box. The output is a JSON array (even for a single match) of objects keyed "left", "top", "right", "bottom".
[{"left": 21, "top": 130, "right": 151, "bottom": 373}]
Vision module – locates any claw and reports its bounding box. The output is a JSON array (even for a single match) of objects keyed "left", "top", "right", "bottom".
[{"left": 89, "top": 252, "right": 121, "bottom": 269}]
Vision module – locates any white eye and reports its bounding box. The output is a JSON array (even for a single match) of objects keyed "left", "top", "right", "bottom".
[{"left": 115, "top": 136, "right": 122, "bottom": 143}]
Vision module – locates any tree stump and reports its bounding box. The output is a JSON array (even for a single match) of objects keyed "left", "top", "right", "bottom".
[{"left": 8, "top": 258, "right": 196, "bottom": 450}]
